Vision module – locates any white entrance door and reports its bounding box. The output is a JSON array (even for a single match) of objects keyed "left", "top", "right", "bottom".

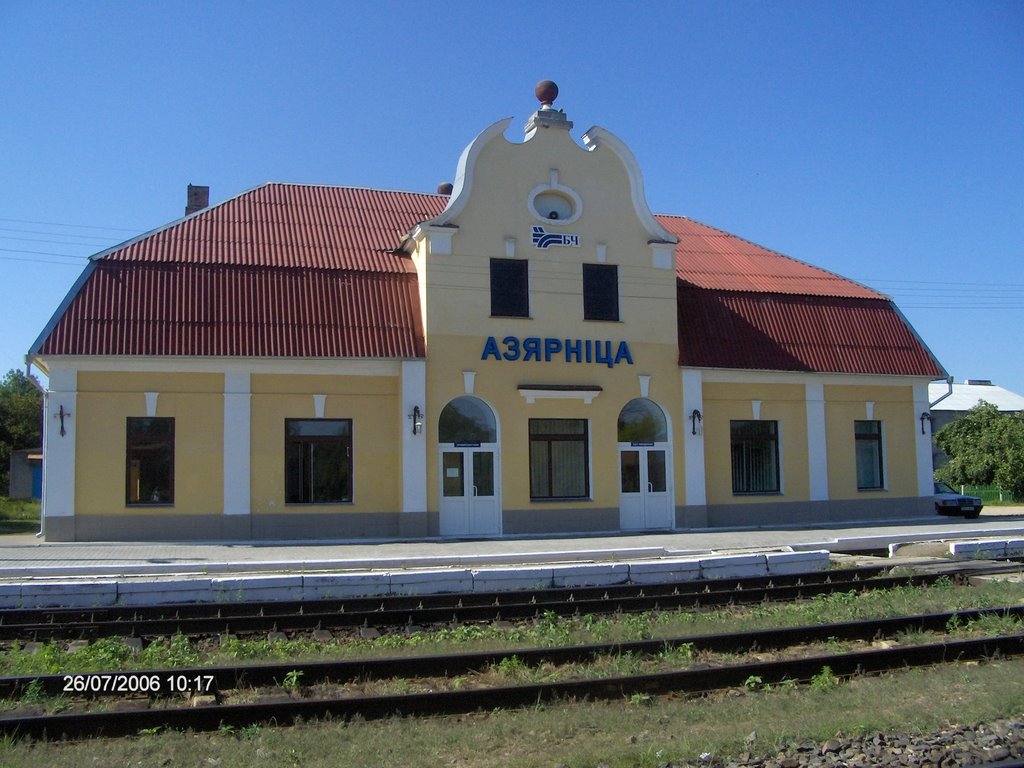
[
  {"left": 618, "top": 442, "right": 672, "bottom": 530},
  {"left": 439, "top": 444, "right": 501, "bottom": 536}
]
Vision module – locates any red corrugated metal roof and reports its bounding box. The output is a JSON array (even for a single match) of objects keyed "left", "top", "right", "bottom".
[
  {"left": 656, "top": 214, "right": 884, "bottom": 299},
  {"left": 36, "top": 183, "right": 441, "bottom": 359},
  {"left": 102, "top": 184, "right": 447, "bottom": 272},
  {"left": 34, "top": 181, "right": 941, "bottom": 374},
  {"left": 38, "top": 262, "right": 425, "bottom": 358},
  {"left": 677, "top": 286, "right": 944, "bottom": 376}
]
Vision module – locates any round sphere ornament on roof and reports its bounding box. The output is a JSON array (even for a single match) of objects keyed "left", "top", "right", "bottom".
[{"left": 535, "top": 80, "right": 558, "bottom": 108}]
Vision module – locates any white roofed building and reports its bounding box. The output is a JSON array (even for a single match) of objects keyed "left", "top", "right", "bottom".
[{"left": 929, "top": 379, "right": 1024, "bottom": 469}]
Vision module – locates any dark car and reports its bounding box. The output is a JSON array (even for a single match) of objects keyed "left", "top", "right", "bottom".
[{"left": 934, "top": 481, "right": 983, "bottom": 518}]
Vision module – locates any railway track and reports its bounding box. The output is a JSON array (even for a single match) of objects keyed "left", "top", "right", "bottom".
[
  {"left": 2, "top": 601, "right": 1023, "bottom": 741},
  {"left": 4, "top": 560, "right": 1020, "bottom": 643}
]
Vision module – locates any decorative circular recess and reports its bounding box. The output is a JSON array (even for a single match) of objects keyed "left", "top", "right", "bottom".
[{"left": 528, "top": 184, "right": 582, "bottom": 225}]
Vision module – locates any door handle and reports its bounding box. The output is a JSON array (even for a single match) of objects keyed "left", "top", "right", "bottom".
[
  {"left": 648, "top": 482, "right": 654, "bottom": 493},
  {"left": 472, "top": 485, "right": 478, "bottom": 496}
]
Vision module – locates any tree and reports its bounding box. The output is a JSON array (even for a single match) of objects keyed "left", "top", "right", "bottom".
[
  {"left": 0, "top": 369, "right": 43, "bottom": 493},
  {"left": 934, "top": 401, "right": 1024, "bottom": 500}
]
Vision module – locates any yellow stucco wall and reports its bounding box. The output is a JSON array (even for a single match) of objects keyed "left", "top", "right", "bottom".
[
  {"left": 420, "top": 126, "right": 678, "bottom": 346},
  {"left": 424, "top": 337, "right": 683, "bottom": 512},
  {"left": 417, "top": 123, "right": 684, "bottom": 516},
  {"left": 702, "top": 382, "right": 809, "bottom": 505},
  {"left": 250, "top": 374, "right": 401, "bottom": 515},
  {"left": 824, "top": 384, "right": 918, "bottom": 498},
  {"left": 75, "top": 372, "right": 224, "bottom": 517}
]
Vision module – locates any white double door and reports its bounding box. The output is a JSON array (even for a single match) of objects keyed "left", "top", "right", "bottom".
[
  {"left": 618, "top": 442, "right": 673, "bottom": 530},
  {"left": 439, "top": 444, "right": 501, "bottom": 536}
]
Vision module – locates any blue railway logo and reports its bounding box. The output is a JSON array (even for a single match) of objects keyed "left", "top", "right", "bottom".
[{"left": 531, "top": 226, "right": 580, "bottom": 249}]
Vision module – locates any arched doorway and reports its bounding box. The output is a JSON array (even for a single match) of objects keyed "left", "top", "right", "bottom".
[
  {"left": 617, "top": 398, "right": 673, "bottom": 530},
  {"left": 438, "top": 396, "right": 501, "bottom": 536}
]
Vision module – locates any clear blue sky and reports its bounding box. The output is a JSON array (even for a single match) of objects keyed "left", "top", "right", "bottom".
[{"left": 2, "top": 1, "right": 1022, "bottom": 395}]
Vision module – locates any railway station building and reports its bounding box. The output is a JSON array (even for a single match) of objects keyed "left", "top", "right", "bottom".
[{"left": 30, "top": 84, "right": 947, "bottom": 542}]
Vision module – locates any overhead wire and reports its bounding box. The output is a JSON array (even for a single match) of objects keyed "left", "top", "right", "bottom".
[{"left": 2, "top": 219, "right": 1023, "bottom": 311}]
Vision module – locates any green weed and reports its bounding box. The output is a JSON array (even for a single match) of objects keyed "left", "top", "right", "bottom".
[
  {"left": 810, "top": 666, "right": 840, "bottom": 691},
  {"left": 281, "top": 669, "right": 304, "bottom": 690},
  {"left": 493, "top": 655, "right": 528, "bottom": 679},
  {"left": 139, "top": 633, "right": 200, "bottom": 668}
]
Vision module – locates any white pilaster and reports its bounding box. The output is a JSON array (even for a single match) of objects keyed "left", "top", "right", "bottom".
[
  {"left": 43, "top": 366, "right": 77, "bottom": 520},
  {"left": 223, "top": 372, "right": 251, "bottom": 516},
  {"left": 682, "top": 369, "right": 706, "bottom": 506},
  {"left": 913, "top": 381, "right": 934, "bottom": 496},
  {"left": 806, "top": 381, "right": 829, "bottom": 501},
  {"left": 402, "top": 360, "right": 427, "bottom": 513}
]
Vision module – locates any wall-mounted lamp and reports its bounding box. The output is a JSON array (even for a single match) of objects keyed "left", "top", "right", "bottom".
[
  {"left": 56, "top": 403, "right": 72, "bottom": 437},
  {"left": 690, "top": 408, "right": 703, "bottom": 436},
  {"left": 410, "top": 405, "right": 423, "bottom": 435},
  {"left": 920, "top": 411, "right": 932, "bottom": 435}
]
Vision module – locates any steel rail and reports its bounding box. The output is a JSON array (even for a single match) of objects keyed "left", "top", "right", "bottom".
[
  {"left": 2, "top": 604, "right": 1022, "bottom": 699},
  {"left": 2, "top": 631, "right": 1022, "bottom": 741},
  {"left": 0, "top": 572, "right": 955, "bottom": 642}
]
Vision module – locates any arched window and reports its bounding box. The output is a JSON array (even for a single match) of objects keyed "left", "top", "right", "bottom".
[
  {"left": 617, "top": 398, "right": 667, "bottom": 442},
  {"left": 438, "top": 396, "right": 497, "bottom": 443}
]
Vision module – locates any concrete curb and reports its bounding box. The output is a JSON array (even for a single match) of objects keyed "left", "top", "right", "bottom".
[{"left": 1, "top": 550, "right": 831, "bottom": 609}]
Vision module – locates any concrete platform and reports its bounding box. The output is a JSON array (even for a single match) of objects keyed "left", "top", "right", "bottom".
[{"left": 0, "top": 509, "right": 1021, "bottom": 608}]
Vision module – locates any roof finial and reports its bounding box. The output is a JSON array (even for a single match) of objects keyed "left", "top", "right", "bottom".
[
  {"left": 535, "top": 80, "right": 558, "bottom": 110},
  {"left": 525, "top": 79, "right": 572, "bottom": 136}
]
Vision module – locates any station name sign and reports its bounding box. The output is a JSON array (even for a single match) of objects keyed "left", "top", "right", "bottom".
[{"left": 481, "top": 336, "right": 634, "bottom": 368}]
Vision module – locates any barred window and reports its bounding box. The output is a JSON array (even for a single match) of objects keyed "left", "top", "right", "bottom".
[
  {"left": 730, "top": 420, "right": 780, "bottom": 494},
  {"left": 490, "top": 258, "right": 529, "bottom": 317},
  {"left": 582, "top": 263, "right": 618, "bottom": 321}
]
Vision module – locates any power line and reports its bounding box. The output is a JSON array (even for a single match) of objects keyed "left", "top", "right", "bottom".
[
  {"left": 0, "top": 247, "right": 89, "bottom": 260},
  {"left": 0, "top": 217, "right": 142, "bottom": 233},
  {"left": 856, "top": 276, "right": 1024, "bottom": 289},
  {"left": 0, "top": 235, "right": 119, "bottom": 249},
  {"left": 900, "top": 304, "right": 1024, "bottom": 309},
  {"left": 0, "top": 226, "right": 122, "bottom": 244},
  {"left": 0, "top": 255, "right": 87, "bottom": 267}
]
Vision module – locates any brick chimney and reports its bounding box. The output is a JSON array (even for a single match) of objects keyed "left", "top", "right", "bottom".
[{"left": 185, "top": 184, "right": 210, "bottom": 216}]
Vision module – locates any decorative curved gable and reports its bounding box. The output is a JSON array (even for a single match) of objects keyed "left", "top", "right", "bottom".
[
  {"left": 582, "top": 125, "right": 676, "bottom": 246},
  {"left": 432, "top": 118, "right": 512, "bottom": 226}
]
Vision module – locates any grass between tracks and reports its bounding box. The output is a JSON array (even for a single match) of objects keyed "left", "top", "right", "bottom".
[
  {"left": 1, "top": 578, "right": 1023, "bottom": 766},
  {"left": 0, "top": 658, "right": 1022, "bottom": 767}
]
